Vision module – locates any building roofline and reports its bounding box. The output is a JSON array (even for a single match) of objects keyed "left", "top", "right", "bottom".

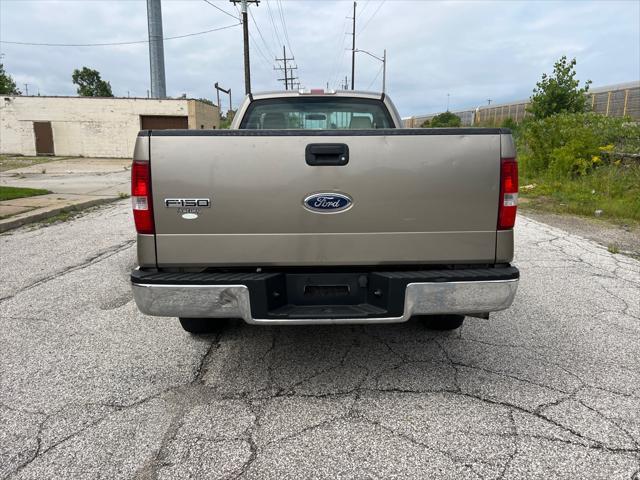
[{"left": 2, "top": 95, "right": 217, "bottom": 104}]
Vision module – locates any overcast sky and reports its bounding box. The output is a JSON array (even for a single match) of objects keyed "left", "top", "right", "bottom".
[{"left": 1, "top": 0, "right": 638, "bottom": 116}]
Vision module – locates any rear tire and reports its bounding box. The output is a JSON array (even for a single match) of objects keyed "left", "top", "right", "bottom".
[
  {"left": 178, "top": 317, "right": 226, "bottom": 335},
  {"left": 419, "top": 314, "right": 465, "bottom": 331}
]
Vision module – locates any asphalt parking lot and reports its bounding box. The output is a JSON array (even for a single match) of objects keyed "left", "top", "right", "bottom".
[{"left": 1, "top": 200, "right": 639, "bottom": 479}]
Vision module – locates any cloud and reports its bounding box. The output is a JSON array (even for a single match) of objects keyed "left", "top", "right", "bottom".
[{"left": 1, "top": 0, "right": 638, "bottom": 116}]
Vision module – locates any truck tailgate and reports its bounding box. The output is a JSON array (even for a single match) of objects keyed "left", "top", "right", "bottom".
[{"left": 147, "top": 130, "right": 502, "bottom": 266}]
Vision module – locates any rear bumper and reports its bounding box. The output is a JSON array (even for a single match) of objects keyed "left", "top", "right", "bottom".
[{"left": 131, "top": 266, "right": 519, "bottom": 325}]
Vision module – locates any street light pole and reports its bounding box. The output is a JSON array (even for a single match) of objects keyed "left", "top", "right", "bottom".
[
  {"left": 351, "top": 1, "right": 356, "bottom": 90},
  {"left": 382, "top": 49, "right": 386, "bottom": 94},
  {"left": 215, "top": 82, "right": 232, "bottom": 121},
  {"left": 354, "top": 48, "right": 387, "bottom": 93}
]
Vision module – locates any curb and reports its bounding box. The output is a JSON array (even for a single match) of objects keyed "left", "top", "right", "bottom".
[{"left": 0, "top": 196, "right": 122, "bottom": 233}]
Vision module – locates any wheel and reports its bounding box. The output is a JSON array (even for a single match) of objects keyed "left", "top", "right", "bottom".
[
  {"left": 178, "top": 317, "right": 226, "bottom": 334},
  {"left": 419, "top": 314, "right": 465, "bottom": 331}
]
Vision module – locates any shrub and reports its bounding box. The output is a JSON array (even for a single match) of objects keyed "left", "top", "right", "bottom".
[
  {"left": 429, "top": 111, "right": 462, "bottom": 127},
  {"left": 500, "top": 117, "right": 519, "bottom": 132},
  {"left": 518, "top": 113, "right": 639, "bottom": 178}
]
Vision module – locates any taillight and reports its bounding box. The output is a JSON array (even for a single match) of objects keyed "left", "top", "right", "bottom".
[
  {"left": 498, "top": 157, "right": 518, "bottom": 230},
  {"left": 131, "top": 160, "right": 155, "bottom": 234}
]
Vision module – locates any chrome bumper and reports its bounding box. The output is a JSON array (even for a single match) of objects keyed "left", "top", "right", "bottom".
[{"left": 131, "top": 279, "right": 518, "bottom": 325}]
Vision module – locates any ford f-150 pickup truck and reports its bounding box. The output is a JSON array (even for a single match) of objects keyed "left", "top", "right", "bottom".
[{"left": 130, "top": 89, "right": 519, "bottom": 333}]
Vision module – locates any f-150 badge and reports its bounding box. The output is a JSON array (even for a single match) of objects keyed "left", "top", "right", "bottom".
[
  {"left": 164, "top": 198, "right": 211, "bottom": 208},
  {"left": 303, "top": 193, "right": 352, "bottom": 214},
  {"left": 165, "top": 198, "right": 211, "bottom": 220}
]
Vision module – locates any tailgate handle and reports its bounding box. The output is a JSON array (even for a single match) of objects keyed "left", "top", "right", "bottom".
[{"left": 305, "top": 143, "right": 349, "bottom": 166}]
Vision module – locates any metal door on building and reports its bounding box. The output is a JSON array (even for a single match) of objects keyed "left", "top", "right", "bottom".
[
  {"left": 33, "top": 122, "right": 55, "bottom": 155},
  {"left": 140, "top": 115, "right": 188, "bottom": 130}
]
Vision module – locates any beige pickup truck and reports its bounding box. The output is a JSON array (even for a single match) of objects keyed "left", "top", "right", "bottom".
[{"left": 130, "top": 90, "right": 519, "bottom": 333}]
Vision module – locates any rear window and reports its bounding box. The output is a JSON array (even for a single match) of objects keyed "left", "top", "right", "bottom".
[{"left": 240, "top": 97, "right": 394, "bottom": 130}]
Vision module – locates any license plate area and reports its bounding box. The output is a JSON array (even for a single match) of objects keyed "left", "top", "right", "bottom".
[
  {"left": 303, "top": 284, "right": 350, "bottom": 298},
  {"left": 260, "top": 272, "right": 395, "bottom": 319},
  {"left": 287, "top": 273, "right": 364, "bottom": 306}
]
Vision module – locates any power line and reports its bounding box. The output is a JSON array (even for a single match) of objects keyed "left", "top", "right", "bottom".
[
  {"left": 357, "top": 0, "right": 386, "bottom": 36},
  {"left": 231, "top": 1, "right": 281, "bottom": 87},
  {"left": 275, "top": 0, "right": 299, "bottom": 81},
  {"left": 246, "top": 6, "right": 282, "bottom": 88},
  {"left": 366, "top": 63, "right": 384, "bottom": 90},
  {"left": 202, "top": 0, "right": 239, "bottom": 20},
  {"left": 249, "top": 30, "right": 274, "bottom": 70},
  {"left": 0, "top": 23, "right": 241, "bottom": 47},
  {"left": 249, "top": 6, "right": 276, "bottom": 59},
  {"left": 264, "top": 0, "right": 285, "bottom": 53},
  {"left": 359, "top": 0, "right": 372, "bottom": 17},
  {"left": 328, "top": 5, "right": 352, "bottom": 89},
  {"left": 276, "top": 0, "right": 294, "bottom": 58}
]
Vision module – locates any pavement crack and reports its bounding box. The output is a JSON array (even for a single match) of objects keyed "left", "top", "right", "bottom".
[
  {"left": 497, "top": 411, "right": 519, "bottom": 480},
  {"left": 455, "top": 390, "right": 633, "bottom": 453},
  {"left": 193, "top": 333, "right": 223, "bottom": 384},
  {"left": 137, "top": 405, "right": 187, "bottom": 480},
  {"left": 435, "top": 339, "right": 461, "bottom": 392},
  {"left": 233, "top": 399, "right": 264, "bottom": 479},
  {"left": 576, "top": 399, "right": 640, "bottom": 450},
  {"left": 0, "top": 238, "right": 136, "bottom": 302}
]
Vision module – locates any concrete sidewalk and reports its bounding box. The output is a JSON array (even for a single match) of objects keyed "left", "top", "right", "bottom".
[{"left": 0, "top": 157, "right": 131, "bottom": 232}]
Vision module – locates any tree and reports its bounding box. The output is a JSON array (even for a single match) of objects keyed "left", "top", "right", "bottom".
[
  {"left": 72, "top": 67, "right": 113, "bottom": 97},
  {"left": 424, "top": 111, "right": 462, "bottom": 128},
  {"left": 528, "top": 56, "right": 591, "bottom": 119},
  {"left": 220, "top": 110, "right": 237, "bottom": 129},
  {"left": 0, "top": 63, "right": 21, "bottom": 95}
]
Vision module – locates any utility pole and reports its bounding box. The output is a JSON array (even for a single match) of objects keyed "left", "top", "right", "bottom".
[
  {"left": 146, "top": 0, "right": 167, "bottom": 98},
  {"left": 215, "top": 82, "right": 232, "bottom": 121},
  {"left": 231, "top": 0, "right": 259, "bottom": 95},
  {"left": 447, "top": 93, "right": 450, "bottom": 111},
  {"left": 275, "top": 45, "right": 296, "bottom": 90},
  {"left": 24, "top": 84, "right": 29, "bottom": 96},
  {"left": 350, "top": 1, "right": 356, "bottom": 90}
]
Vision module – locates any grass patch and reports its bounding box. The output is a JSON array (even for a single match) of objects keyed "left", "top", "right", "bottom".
[
  {"left": 38, "top": 209, "right": 78, "bottom": 225},
  {"left": 0, "top": 155, "right": 66, "bottom": 172},
  {"left": 519, "top": 164, "right": 640, "bottom": 225},
  {"left": 0, "top": 186, "right": 51, "bottom": 201},
  {"left": 607, "top": 244, "right": 620, "bottom": 254}
]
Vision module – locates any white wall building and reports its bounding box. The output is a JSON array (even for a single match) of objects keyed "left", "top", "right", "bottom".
[{"left": 0, "top": 96, "right": 219, "bottom": 158}]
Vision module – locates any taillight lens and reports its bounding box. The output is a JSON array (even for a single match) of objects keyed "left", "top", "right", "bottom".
[
  {"left": 131, "top": 160, "right": 155, "bottom": 234},
  {"left": 498, "top": 157, "right": 518, "bottom": 230}
]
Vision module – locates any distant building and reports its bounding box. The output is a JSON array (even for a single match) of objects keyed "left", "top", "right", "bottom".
[{"left": 0, "top": 96, "right": 220, "bottom": 158}]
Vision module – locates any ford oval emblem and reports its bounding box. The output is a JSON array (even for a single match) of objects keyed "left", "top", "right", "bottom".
[{"left": 303, "top": 192, "right": 353, "bottom": 214}]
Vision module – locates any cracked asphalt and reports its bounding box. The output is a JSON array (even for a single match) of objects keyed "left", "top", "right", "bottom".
[{"left": 1, "top": 200, "right": 639, "bottom": 479}]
